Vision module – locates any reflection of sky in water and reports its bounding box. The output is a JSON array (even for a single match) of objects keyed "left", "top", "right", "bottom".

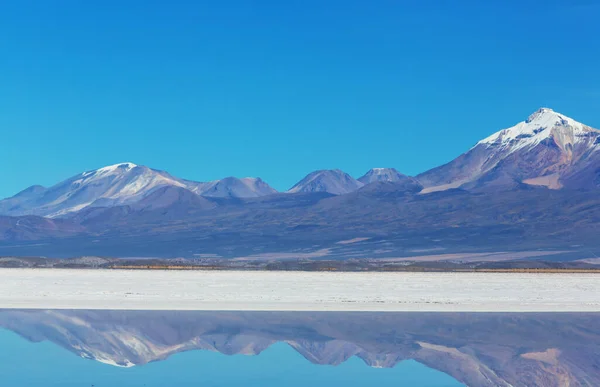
[
  {"left": 0, "top": 310, "right": 599, "bottom": 386},
  {"left": 0, "top": 329, "right": 459, "bottom": 387}
]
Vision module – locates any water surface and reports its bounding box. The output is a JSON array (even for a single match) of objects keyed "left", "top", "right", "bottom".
[{"left": 0, "top": 310, "right": 598, "bottom": 386}]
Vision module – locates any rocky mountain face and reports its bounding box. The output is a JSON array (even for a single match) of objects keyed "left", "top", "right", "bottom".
[
  {"left": 0, "top": 310, "right": 597, "bottom": 387},
  {"left": 286, "top": 169, "right": 364, "bottom": 195},
  {"left": 0, "top": 215, "right": 83, "bottom": 241},
  {"left": 418, "top": 108, "right": 600, "bottom": 192}
]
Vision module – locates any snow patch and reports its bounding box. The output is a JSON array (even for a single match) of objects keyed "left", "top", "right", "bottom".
[{"left": 82, "top": 162, "right": 137, "bottom": 177}]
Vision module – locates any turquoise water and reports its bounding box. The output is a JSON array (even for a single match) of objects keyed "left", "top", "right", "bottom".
[
  {"left": 2, "top": 310, "right": 597, "bottom": 386},
  {"left": 0, "top": 329, "right": 461, "bottom": 387}
]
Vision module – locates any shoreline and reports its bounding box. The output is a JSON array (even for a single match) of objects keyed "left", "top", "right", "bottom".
[
  {"left": 3, "top": 255, "right": 600, "bottom": 273},
  {"left": 107, "top": 266, "right": 600, "bottom": 273},
  {"left": 2, "top": 268, "right": 600, "bottom": 312}
]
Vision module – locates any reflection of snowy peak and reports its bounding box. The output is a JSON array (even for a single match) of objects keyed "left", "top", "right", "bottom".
[
  {"left": 418, "top": 108, "right": 600, "bottom": 191},
  {"left": 0, "top": 163, "right": 277, "bottom": 217},
  {"left": 0, "top": 310, "right": 597, "bottom": 387},
  {"left": 287, "top": 169, "right": 364, "bottom": 195}
]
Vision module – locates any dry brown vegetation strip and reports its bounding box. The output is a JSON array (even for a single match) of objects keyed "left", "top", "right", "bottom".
[{"left": 107, "top": 265, "right": 600, "bottom": 273}]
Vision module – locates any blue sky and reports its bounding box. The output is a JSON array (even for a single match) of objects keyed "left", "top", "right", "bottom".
[{"left": 1, "top": 0, "right": 599, "bottom": 196}]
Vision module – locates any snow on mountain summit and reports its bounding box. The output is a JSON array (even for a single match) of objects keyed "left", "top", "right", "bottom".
[
  {"left": 0, "top": 163, "right": 190, "bottom": 217},
  {"left": 85, "top": 162, "right": 137, "bottom": 175},
  {"left": 418, "top": 108, "right": 600, "bottom": 191},
  {"left": 287, "top": 169, "right": 364, "bottom": 195},
  {"left": 0, "top": 163, "right": 278, "bottom": 217},
  {"left": 477, "top": 108, "right": 598, "bottom": 154},
  {"left": 358, "top": 168, "right": 410, "bottom": 184},
  {"left": 196, "top": 177, "right": 278, "bottom": 198}
]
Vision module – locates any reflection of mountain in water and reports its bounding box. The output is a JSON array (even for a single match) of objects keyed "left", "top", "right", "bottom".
[{"left": 0, "top": 311, "right": 598, "bottom": 387}]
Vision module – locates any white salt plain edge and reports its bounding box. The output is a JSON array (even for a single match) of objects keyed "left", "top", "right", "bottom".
[{"left": 0, "top": 269, "right": 599, "bottom": 312}]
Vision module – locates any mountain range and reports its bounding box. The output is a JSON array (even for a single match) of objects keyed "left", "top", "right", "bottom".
[
  {"left": 0, "top": 162, "right": 278, "bottom": 217},
  {"left": 1, "top": 108, "right": 600, "bottom": 260},
  {"left": 1, "top": 310, "right": 598, "bottom": 387}
]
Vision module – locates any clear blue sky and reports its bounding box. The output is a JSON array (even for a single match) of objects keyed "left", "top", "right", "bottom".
[{"left": 1, "top": 0, "right": 599, "bottom": 197}]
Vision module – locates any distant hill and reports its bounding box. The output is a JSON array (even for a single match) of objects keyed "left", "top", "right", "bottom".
[{"left": 287, "top": 169, "right": 364, "bottom": 195}]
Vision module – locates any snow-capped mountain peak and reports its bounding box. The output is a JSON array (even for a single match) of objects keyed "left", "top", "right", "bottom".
[
  {"left": 196, "top": 176, "right": 278, "bottom": 198},
  {"left": 0, "top": 163, "right": 277, "bottom": 217},
  {"left": 418, "top": 108, "right": 600, "bottom": 191},
  {"left": 477, "top": 108, "right": 598, "bottom": 154},
  {"left": 287, "top": 169, "right": 364, "bottom": 195},
  {"left": 82, "top": 162, "right": 138, "bottom": 177},
  {"left": 358, "top": 168, "right": 409, "bottom": 184},
  {"left": 370, "top": 168, "right": 395, "bottom": 176},
  {"left": 13, "top": 163, "right": 189, "bottom": 217}
]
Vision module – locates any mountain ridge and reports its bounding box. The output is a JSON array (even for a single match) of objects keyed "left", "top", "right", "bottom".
[
  {"left": 0, "top": 163, "right": 278, "bottom": 217},
  {"left": 287, "top": 169, "right": 365, "bottom": 195},
  {"left": 1, "top": 108, "right": 600, "bottom": 259},
  {"left": 2, "top": 107, "right": 597, "bottom": 217}
]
